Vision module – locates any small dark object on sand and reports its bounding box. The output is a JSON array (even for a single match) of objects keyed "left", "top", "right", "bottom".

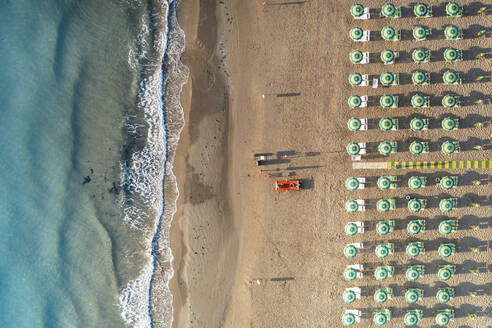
[{"left": 82, "top": 176, "right": 91, "bottom": 185}]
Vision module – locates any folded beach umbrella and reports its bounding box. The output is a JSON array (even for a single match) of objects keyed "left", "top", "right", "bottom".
[
  {"left": 373, "top": 310, "right": 391, "bottom": 326},
  {"left": 414, "top": 3, "right": 431, "bottom": 17},
  {"left": 404, "top": 310, "right": 422, "bottom": 326},
  {"left": 406, "top": 242, "right": 424, "bottom": 258},
  {"left": 374, "top": 288, "right": 391, "bottom": 304},
  {"left": 436, "top": 311, "right": 453, "bottom": 326},
  {"left": 350, "top": 49, "right": 364, "bottom": 64},
  {"left": 407, "top": 220, "right": 424, "bottom": 235},
  {"left": 411, "top": 94, "right": 428, "bottom": 108},
  {"left": 446, "top": 2, "right": 462, "bottom": 17},
  {"left": 408, "top": 176, "right": 426, "bottom": 190},
  {"left": 349, "top": 95, "right": 363, "bottom": 108},
  {"left": 442, "top": 141, "right": 459, "bottom": 155},
  {"left": 381, "top": 49, "right": 397, "bottom": 64},
  {"left": 412, "top": 70, "right": 428, "bottom": 85},
  {"left": 347, "top": 142, "right": 361, "bottom": 155},
  {"left": 380, "top": 72, "right": 397, "bottom": 86},
  {"left": 375, "top": 243, "right": 393, "bottom": 258},
  {"left": 344, "top": 267, "right": 358, "bottom": 281},
  {"left": 413, "top": 25, "right": 429, "bottom": 41},
  {"left": 439, "top": 176, "right": 457, "bottom": 190},
  {"left": 409, "top": 141, "right": 427, "bottom": 156},
  {"left": 349, "top": 72, "right": 363, "bottom": 86},
  {"left": 376, "top": 220, "right": 393, "bottom": 235},
  {"left": 345, "top": 199, "right": 359, "bottom": 213},
  {"left": 406, "top": 265, "right": 424, "bottom": 281},
  {"left": 343, "top": 290, "right": 357, "bottom": 304},
  {"left": 410, "top": 117, "right": 427, "bottom": 132},
  {"left": 444, "top": 47, "right": 461, "bottom": 62},
  {"left": 438, "top": 243, "right": 455, "bottom": 258},
  {"left": 377, "top": 176, "right": 392, "bottom": 191},
  {"left": 381, "top": 26, "right": 398, "bottom": 41},
  {"left": 344, "top": 244, "right": 358, "bottom": 258},
  {"left": 439, "top": 198, "right": 456, "bottom": 212},
  {"left": 442, "top": 94, "right": 459, "bottom": 108},
  {"left": 408, "top": 198, "right": 425, "bottom": 213},
  {"left": 381, "top": 3, "right": 398, "bottom": 18},
  {"left": 378, "top": 142, "right": 395, "bottom": 156},
  {"left": 405, "top": 289, "right": 422, "bottom": 304},
  {"left": 443, "top": 69, "right": 460, "bottom": 85},
  {"left": 436, "top": 288, "right": 454, "bottom": 304},
  {"left": 438, "top": 265, "right": 455, "bottom": 281},
  {"left": 342, "top": 313, "right": 356, "bottom": 326},
  {"left": 346, "top": 177, "right": 360, "bottom": 191},
  {"left": 439, "top": 219, "right": 458, "bottom": 235},
  {"left": 445, "top": 25, "right": 462, "bottom": 40},
  {"left": 379, "top": 117, "right": 395, "bottom": 131},
  {"left": 412, "top": 48, "right": 430, "bottom": 63},
  {"left": 377, "top": 199, "right": 392, "bottom": 213},
  {"left": 374, "top": 266, "right": 392, "bottom": 281},
  {"left": 380, "top": 94, "right": 397, "bottom": 108},
  {"left": 350, "top": 27, "right": 364, "bottom": 41},
  {"left": 345, "top": 222, "right": 359, "bottom": 236},
  {"left": 351, "top": 3, "right": 365, "bottom": 18}
]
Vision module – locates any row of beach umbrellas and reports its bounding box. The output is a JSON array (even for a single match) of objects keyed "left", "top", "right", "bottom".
[
  {"left": 346, "top": 175, "right": 458, "bottom": 191},
  {"left": 345, "top": 197, "right": 458, "bottom": 213},
  {"left": 351, "top": 47, "right": 463, "bottom": 64},
  {"left": 345, "top": 218, "right": 458, "bottom": 237},
  {"left": 346, "top": 140, "right": 460, "bottom": 156},
  {"left": 348, "top": 93, "right": 460, "bottom": 108},
  {"left": 351, "top": 2, "right": 463, "bottom": 19},
  {"left": 350, "top": 24, "right": 463, "bottom": 41},
  {"left": 349, "top": 69, "right": 461, "bottom": 87},
  {"left": 343, "top": 286, "right": 455, "bottom": 305},
  {"left": 344, "top": 242, "right": 456, "bottom": 259},
  {"left": 344, "top": 264, "right": 456, "bottom": 282},
  {"left": 343, "top": 308, "right": 454, "bottom": 327},
  {"left": 348, "top": 116, "right": 458, "bottom": 132}
]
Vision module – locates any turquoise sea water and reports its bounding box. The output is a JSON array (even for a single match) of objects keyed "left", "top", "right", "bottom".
[{"left": 0, "top": 0, "right": 186, "bottom": 327}]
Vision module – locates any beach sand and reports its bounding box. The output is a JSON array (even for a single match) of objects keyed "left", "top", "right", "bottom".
[{"left": 172, "top": 0, "right": 491, "bottom": 327}]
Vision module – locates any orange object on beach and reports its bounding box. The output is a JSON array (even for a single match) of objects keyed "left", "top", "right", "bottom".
[
  {"left": 263, "top": 2, "right": 267, "bottom": 6},
  {"left": 274, "top": 180, "right": 302, "bottom": 191}
]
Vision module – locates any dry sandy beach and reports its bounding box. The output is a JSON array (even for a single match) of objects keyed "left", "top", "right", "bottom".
[{"left": 172, "top": 0, "right": 491, "bottom": 327}]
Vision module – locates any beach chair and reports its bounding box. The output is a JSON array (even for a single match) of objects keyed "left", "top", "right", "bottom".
[
  {"left": 354, "top": 30, "right": 371, "bottom": 42},
  {"left": 345, "top": 221, "right": 365, "bottom": 236},
  {"left": 345, "top": 265, "right": 364, "bottom": 280},
  {"left": 352, "top": 4, "right": 370, "bottom": 20},
  {"left": 359, "top": 118, "right": 368, "bottom": 130},
  {"left": 359, "top": 51, "right": 369, "bottom": 64},
  {"left": 345, "top": 310, "right": 362, "bottom": 323},
  {"left": 346, "top": 287, "right": 362, "bottom": 298},
  {"left": 357, "top": 142, "right": 367, "bottom": 154}
]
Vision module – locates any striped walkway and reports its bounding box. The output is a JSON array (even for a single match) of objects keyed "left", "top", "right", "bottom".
[{"left": 353, "top": 160, "right": 492, "bottom": 170}]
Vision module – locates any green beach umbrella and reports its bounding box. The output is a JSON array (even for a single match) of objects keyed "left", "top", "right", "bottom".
[
  {"left": 344, "top": 267, "right": 357, "bottom": 281},
  {"left": 375, "top": 266, "right": 391, "bottom": 281},
  {"left": 408, "top": 198, "right": 424, "bottom": 213},
  {"left": 380, "top": 72, "right": 396, "bottom": 86},
  {"left": 439, "top": 244, "right": 455, "bottom": 258},
  {"left": 442, "top": 141, "right": 458, "bottom": 155},
  {"left": 377, "top": 176, "right": 392, "bottom": 190},
  {"left": 345, "top": 199, "right": 359, "bottom": 213},
  {"left": 348, "top": 117, "right": 362, "bottom": 131},
  {"left": 445, "top": 25, "right": 461, "bottom": 40},
  {"left": 349, "top": 95, "right": 363, "bottom": 108},
  {"left": 443, "top": 70, "right": 460, "bottom": 85},
  {"left": 375, "top": 244, "right": 391, "bottom": 259},
  {"left": 377, "top": 199, "right": 391, "bottom": 213},
  {"left": 413, "top": 25, "right": 428, "bottom": 40},
  {"left": 412, "top": 48, "right": 429, "bottom": 63},
  {"left": 440, "top": 176, "right": 456, "bottom": 190},
  {"left": 381, "top": 26, "right": 398, "bottom": 41},
  {"left": 343, "top": 290, "right": 357, "bottom": 304},
  {"left": 446, "top": 2, "right": 462, "bottom": 17},
  {"left": 405, "top": 289, "right": 421, "bottom": 304},
  {"left": 410, "top": 117, "right": 427, "bottom": 132},
  {"left": 406, "top": 266, "right": 422, "bottom": 281},
  {"left": 381, "top": 3, "right": 397, "bottom": 18},
  {"left": 350, "top": 50, "right": 364, "bottom": 64},
  {"left": 380, "top": 95, "right": 396, "bottom": 108},
  {"left": 351, "top": 4, "right": 364, "bottom": 18},
  {"left": 412, "top": 70, "right": 428, "bottom": 85},
  {"left": 440, "top": 198, "right": 455, "bottom": 212},
  {"left": 411, "top": 94, "right": 428, "bottom": 108},
  {"left": 436, "top": 312, "right": 451, "bottom": 326},
  {"left": 347, "top": 142, "right": 361, "bottom": 155},
  {"left": 444, "top": 47, "right": 461, "bottom": 62},
  {"left": 438, "top": 266, "right": 454, "bottom": 281},
  {"left": 342, "top": 313, "right": 356, "bottom": 326},
  {"left": 381, "top": 49, "right": 396, "bottom": 64},
  {"left": 349, "top": 72, "right": 363, "bottom": 86},
  {"left": 414, "top": 3, "right": 430, "bottom": 17},
  {"left": 344, "top": 244, "right": 358, "bottom": 258},
  {"left": 439, "top": 220, "right": 456, "bottom": 235},
  {"left": 379, "top": 117, "right": 394, "bottom": 131},
  {"left": 404, "top": 312, "right": 420, "bottom": 326},
  {"left": 374, "top": 311, "right": 389, "bottom": 326},
  {"left": 409, "top": 141, "right": 426, "bottom": 155},
  {"left": 437, "top": 289, "right": 453, "bottom": 304},
  {"left": 442, "top": 117, "right": 458, "bottom": 131},
  {"left": 406, "top": 242, "right": 422, "bottom": 258},
  {"left": 408, "top": 220, "right": 423, "bottom": 235},
  {"left": 346, "top": 177, "right": 360, "bottom": 191},
  {"left": 345, "top": 222, "right": 359, "bottom": 236},
  {"left": 408, "top": 176, "right": 425, "bottom": 190},
  {"left": 442, "top": 94, "right": 459, "bottom": 108},
  {"left": 379, "top": 142, "right": 394, "bottom": 156},
  {"left": 374, "top": 289, "right": 389, "bottom": 304},
  {"left": 376, "top": 221, "right": 392, "bottom": 235},
  {"left": 350, "top": 27, "right": 364, "bottom": 41}
]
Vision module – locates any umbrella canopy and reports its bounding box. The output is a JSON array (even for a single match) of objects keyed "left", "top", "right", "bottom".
[
  {"left": 446, "top": 2, "right": 462, "bottom": 17},
  {"left": 342, "top": 313, "right": 356, "bottom": 326},
  {"left": 374, "top": 312, "right": 389, "bottom": 326},
  {"left": 440, "top": 176, "right": 456, "bottom": 190},
  {"left": 379, "top": 142, "right": 394, "bottom": 156},
  {"left": 442, "top": 117, "right": 458, "bottom": 131},
  {"left": 376, "top": 221, "right": 392, "bottom": 235},
  {"left": 436, "top": 312, "right": 451, "bottom": 326},
  {"left": 411, "top": 94, "right": 427, "bottom": 108},
  {"left": 445, "top": 25, "right": 461, "bottom": 40},
  {"left": 349, "top": 72, "right": 363, "bottom": 86},
  {"left": 381, "top": 26, "right": 398, "bottom": 41},
  {"left": 344, "top": 267, "right": 357, "bottom": 281},
  {"left": 345, "top": 199, "right": 359, "bottom": 213},
  {"left": 438, "top": 266, "right": 454, "bottom": 281},
  {"left": 442, "top": 141, "right": 458, "bottom": 155},
  {"left": 350, "top": 27, "right": 364, "bottom": 41},
  {"left": 343, "top": 290, "right": 357, "bottom": 304},
  {"left": 408, "top": 176, "right": 425, "bottom": 190},
  {"left": 380, "top": 72, "right": 396, "bottom": 86},
  {"left": 414, "top": 3, "right": 430, "bottom": 17},
  {"left": 409, "top": 141, "right": 426, "bottom": 155},
  {"left": 381, "top": 49, "right": 396, "bottom": 64},
  {"left": 380, "top": 95, "right": 396, "bottom": 108},
  {"left": 413, "top": 25, "right": 428, "bottom": 40},
  {"left": 346, "top": 177, "right": 360, "bottom": 191},
  {"left": 374, "top": 289, "right": 389, "bottom": 304},
  {"left": 350, "top": 50, "right": 364, "bottom": 64},
  {"left": 374, "top": 267, "right": 390, "bottom": 281},
  {"left": 348, "top": 117, "right": 362, "bottom": 131},
  {"left": 381, "top": 3, "right": 397, "bottom": 18},
  {"left": 439, "top": 220, "right": 455, "bottom": 235},
  {"left": 408, "top": 220, "right": 423, "bottom": 235},
  {"left": 375, "top": 244, "right": 391, "bottom": 258},
  {"left": 349, "top": 95, "right": 363, "bottom": 108},
  {"left": 377, "top": 199, "right": 392, "bottom": 212},
  {"left": 444, "top": 47, "right": 461, "bottom": 62},
  {"left": 436, "top": 289, "right": 453, "bottom": 304},
  {"left": 377, "top": 176, "right": 392, "bottom": 190},
  {"left": 443, "top": 70, "right": 459, "bottom": 84},
  {"left": 410, "top": 117, "right": 427, "bottom": 132},
  {"left": 379, "top": 117, "right": 394, "bottom": 131},
  {"left": 404, "top": 312, "right": 419, "bottom": 326},
  {"left": 442, "top": 94, "right": 459, "bottom": 108},
  {"left": 344, "top": 244, "right": 358, "bottom": 258},
  {"left": 347, "top": 142, "right": 361, "bottom": 155},
  {"left": 406, "top": 242, "right": 422, "bottom": 257},
  {"left": 412, "top": 70, "right": 428, "bottom": 85},
  {"left": 351, "top": 4, "right": 364, "bottom": 18},
  {"left": 412, "top": 48, "right": 429, "bottom": 63},
  {"left": 405, "top": 289, "right": 421, "bottom": 304},
  {"left": 406, "top": 267, "right": 422, "bottom": 281},
  {"left": 408, "top": 199, "right": 424, "bottom": 213},
  {"left": 439, "top": 244, "right": 455, "bottom": 258},
  {"left": 440, "top": 198, "right": 455, "bottom": 212},
  {"left": 345, "top": 222, "right": 358, "bottom": 236}
]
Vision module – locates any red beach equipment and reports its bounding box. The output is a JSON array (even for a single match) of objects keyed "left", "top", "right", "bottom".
[{"left": 274, "top": 180, "right": 302, "bottom": 191}]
